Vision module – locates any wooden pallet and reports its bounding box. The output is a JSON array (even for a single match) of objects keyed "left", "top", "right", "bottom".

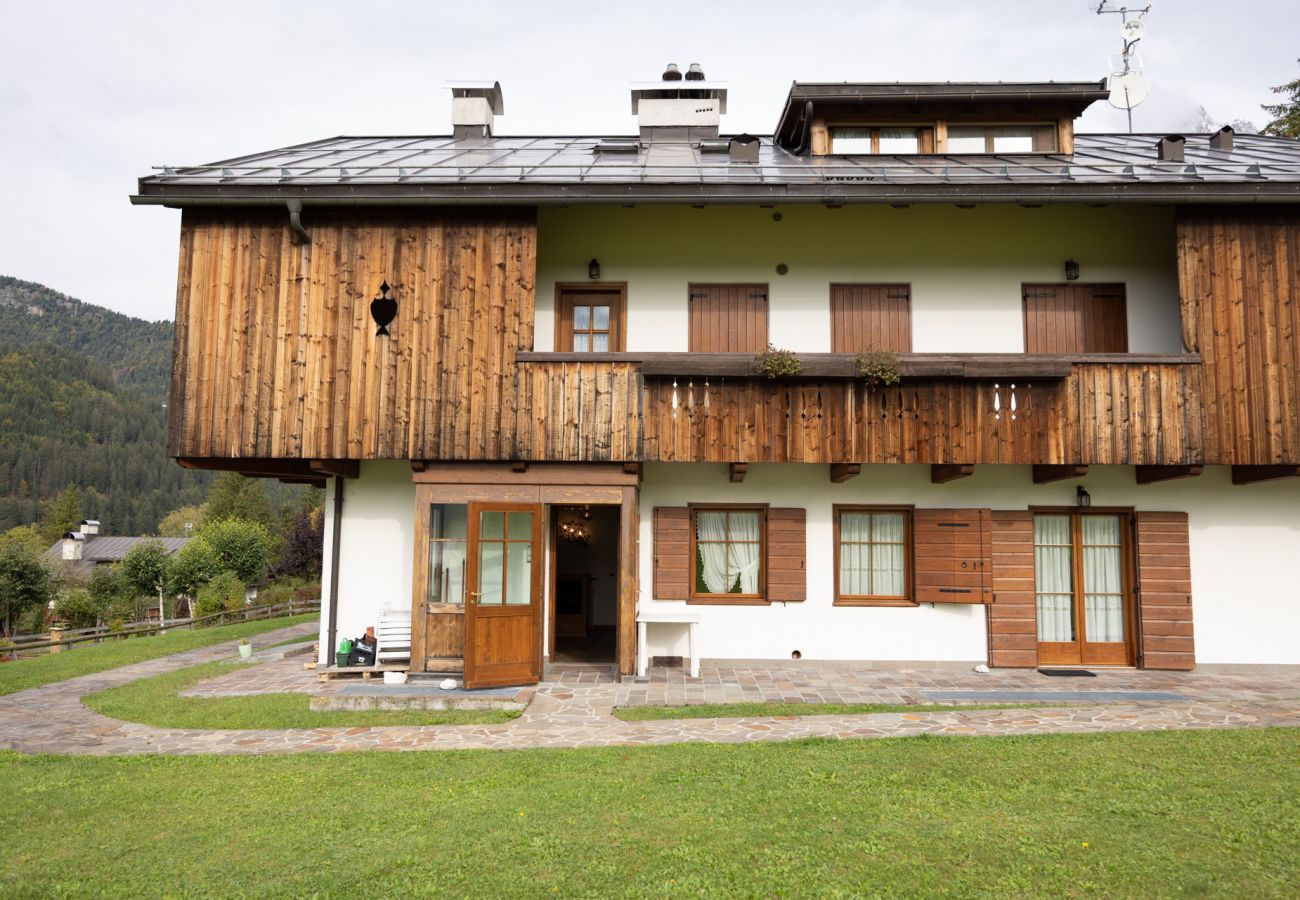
[{"left": 317, "top": 664, "right": 409, "bottom": 682}]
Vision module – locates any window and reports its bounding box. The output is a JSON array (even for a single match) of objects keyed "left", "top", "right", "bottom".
[
  {"left": 830, "top": 284, "right": 912, "bottom": 352},
  {"left": 830, "top": 126, "right": 933, "bottom": 155},
  {"left": 427, "top": 504, "right": 468, "bottom": 605},
  {"left": 691, "top": 506, "right": 766, "bottom": 601},
  {"left": 1023, "top": 284, "right": 1128, "bottom": 353},
  {"left": 946, "top": 124, "right": 1057, "bottom": 154},
  {"left": 557, "top": 286, "right": 625, "bottom": 352},
  {"left": 688, "top": 283, "right": 769, "bottom": 352},
  {"left": 834, "top": 507, "right": 912, "bottom": 605}
]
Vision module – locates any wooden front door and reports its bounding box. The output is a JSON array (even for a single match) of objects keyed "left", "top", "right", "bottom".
[
  {"left": 464, "top": 503, "right": 543, "bottom": 689},
  {"left": 1033, "top": 512, "right": 1136, "bottom": 667}
]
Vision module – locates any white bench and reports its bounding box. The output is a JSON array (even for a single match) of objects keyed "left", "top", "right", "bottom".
[
  {"left": 636, "top": 610, "right": 702, "bottom": 679},
  {"left": 375, "top": 610, "right": 412, "bottom": 664}
]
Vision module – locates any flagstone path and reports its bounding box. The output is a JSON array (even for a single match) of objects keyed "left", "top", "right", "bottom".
[{"left": 1, "top": 622, "right": 1296, "bottom": 756}]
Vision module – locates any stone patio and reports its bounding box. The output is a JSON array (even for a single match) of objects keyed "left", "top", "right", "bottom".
[{"left": 0, "top": 622, "right": 1296, "bottom": 756}]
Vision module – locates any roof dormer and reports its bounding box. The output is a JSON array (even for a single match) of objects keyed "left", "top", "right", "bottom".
[{"left": 773, "top": 80, "right": 1109, "bottom": 157}]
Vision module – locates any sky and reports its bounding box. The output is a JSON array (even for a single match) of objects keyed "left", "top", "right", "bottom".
[{"left": 0, "top": 0, "right": 1294, "bottom": 322}]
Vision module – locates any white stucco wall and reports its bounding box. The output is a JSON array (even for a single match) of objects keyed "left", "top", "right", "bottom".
[
  {"left": 637, "top": 463, "right": 1300, "bottom": 666},
  {"left": 535, "top": 204, "right": 1182, "bottom": 355}
]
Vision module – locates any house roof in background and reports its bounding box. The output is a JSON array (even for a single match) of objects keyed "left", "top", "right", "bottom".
[
  {"left": 133, "top": 131, "right": 1300, "bottom": 207},
  {"left": 42, "top": 535, "right": 191, "bottom": 576}
]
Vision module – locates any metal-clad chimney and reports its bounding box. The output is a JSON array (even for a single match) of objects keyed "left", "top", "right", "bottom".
[
  {"left": 631, "top": 65, "right": 728, "bottom": 141},
  {"left": 1156, "top": 134, "right": 1185, "bottom": 162},
  {"left": 1209, "top": 125, "right": 1234, "bottom": 151},
  {"left": 447, "top": 81, "right": 504, "bottom": 139},
  {"left": 79, "top": 519, "right": 100, "bottom": 536},
  {"left": 62, "top": 532, "right": 84, "bottom": 561}
]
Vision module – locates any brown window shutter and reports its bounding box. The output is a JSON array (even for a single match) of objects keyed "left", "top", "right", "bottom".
[
  {"left": 767, "top": 507, "right": 806, "bottom": 602},
  {"left": 830, "top": 284, "right": 912, "bottom": 353},
  {"left": 652, "top": 507, "right": 691, "bottom": 600},
  {"left": 1135, "top": 511, "right": 1195, "bottom": 670},
  {"left": 688, "top": 283, "right": 769, "bottom": 353},
  {"left": 1023, "top": 283, "right": 1128, "bottom": 353},
  {"left": 987, "top": 511, "right": 1037, "bottom": 667},
  {"left": 913, "top": 508, "right": 992, "bottom": 604}
]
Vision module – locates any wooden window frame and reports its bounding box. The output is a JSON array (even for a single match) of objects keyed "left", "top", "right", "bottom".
[
  {"left": 687, "top": 503, "right": 769, "bottom": 605},
  {"left": 829, "top": 283, "right": 913, "bottom": 353},
  {"left": 943, "top": 122, "right": 1059, "bottom": 154},
  {"left": 827, "top": 124, "right": 935, "bottom": 155},
  {"left": 1022, "top": 283, "right": 1129, "bottom": 354},
  {"left": 833, "top": 505, "right": 916, "bottom": 607},
  {"left": 555, "top": 283, "right": 627, "bottom": 352}
]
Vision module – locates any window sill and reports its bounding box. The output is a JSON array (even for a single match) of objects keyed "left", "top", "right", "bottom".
[
  {"left": 834, "top": 598, "right": 920, "bottom": 608},
  {"left": 686, "top": 597, "right": 770, "bottom": 606}
]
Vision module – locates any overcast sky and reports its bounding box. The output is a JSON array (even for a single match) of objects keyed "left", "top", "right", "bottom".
[{"left": 0, "top": 0, "right": 1293, "bottom": 322}]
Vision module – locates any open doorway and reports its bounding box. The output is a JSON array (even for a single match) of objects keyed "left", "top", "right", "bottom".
[{"left": 550, "top": 505, "right": 620, "bottom": 665}]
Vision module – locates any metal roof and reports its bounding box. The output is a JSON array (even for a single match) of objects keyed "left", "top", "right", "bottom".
[
  {"left": 133, "top": 131, "right": 1300, "bottom": 207},
  {"left": 42, "top": 536, "right": 192, "bottom": 575}
]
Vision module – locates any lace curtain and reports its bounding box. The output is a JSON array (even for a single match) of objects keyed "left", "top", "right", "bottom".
[
  {"left": 696, "top": 510, "right": 761, "bottom": 594},
  {"left": 840, "top": 512, "right": 905, "bottom": 596},
  {"left": 1082, "top": 516, "right": 1124, "bottom": 642}
]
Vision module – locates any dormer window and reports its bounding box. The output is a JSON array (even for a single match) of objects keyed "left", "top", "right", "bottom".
[
  {"left": 829, "top": 126, "right": 933, "bottom": 155},
  {"left": 946, "top": 124, "right": 1058, "bottom": 154}
]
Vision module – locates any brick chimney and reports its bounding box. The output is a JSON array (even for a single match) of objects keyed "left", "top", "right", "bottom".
[{"left": 62, "top": 531, "right": 85, "bottom": 561}]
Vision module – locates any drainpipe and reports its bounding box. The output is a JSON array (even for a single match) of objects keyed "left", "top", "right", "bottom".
[
  {"left": 326, "top": 475, "right": 344, "bottom": 660},
  {"left": 287, "top": 199, "right": 311, "bottom": 244}
]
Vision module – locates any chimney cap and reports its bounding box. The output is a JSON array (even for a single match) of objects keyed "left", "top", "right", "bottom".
[
  {"left": 1210, "top": 124, "right": 1235, "bottom": 151},
  {"left": 662, "top": 63, "right": 682, "bottom": 81},
  {"left": 630, "top": 81, "right": 728, "bottom": 114},
  {"left": 1156, "top": 134, "right": 1186, "bottom": 162},
  {"left": 80, "top": 519, "right": 100, "bottom": 527},
  {"left": 686, "top": 63, "right": 706, "bottom": 81},
  {"left": 62, "top": 531, "right": 85, "bottom": 541},
  {"left": 445, "top": 81, "right": 504, "bottom": 115}
]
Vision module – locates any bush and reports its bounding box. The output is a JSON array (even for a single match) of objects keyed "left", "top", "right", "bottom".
[
  {"left": 53, "top": 587, "right": 105, "bottom": 629},
  {"left": 167, "top": 538, "right": 220, "bottom": 598},
  {"left": 201, "top": 519, "right": 274, "bottom": 584},
  {"left": 193, "top": 572, "right": 247, "bottom": 620},
  {"left": 753, "top": 343, "right": 801, "bottom": 378},
  {"left": 857, "top": 347, "right": 902, "bottom": 388}
]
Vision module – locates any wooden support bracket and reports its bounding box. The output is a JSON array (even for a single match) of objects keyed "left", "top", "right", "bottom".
[
  {"left": 931, "top": 464, "right": 974, "bottom": 484},
  {"left": 729, "top": 462, "right": 749, "bottom": 483},
  {"left": 622, "top": 462, "right": 642, "bottom": 478},
  {"left": 1231, "top": 465, "right": 1300, "bottom": 485},
  {"left": 409, "top": 460, "right": 427, "bottom": 473},
  {"left": 309, "top": 459, "right": 360, "bottom": 479},
  {"left": 511, "top": 461, "right": 529, "bottom": 473},
  {"left": 1032, "top": 464, "right": 1088, "bottom": 484},
  {"left": 829, "top": 463, "right": 861, "bottom": 483},
  {"left": 1135, "top": 465, "right": 1204, "bottom": 485}
]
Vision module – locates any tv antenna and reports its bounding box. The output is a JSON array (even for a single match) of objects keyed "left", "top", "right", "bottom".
[{"left": 1091, "top": 2, "right": 1152, "bottom": 133}]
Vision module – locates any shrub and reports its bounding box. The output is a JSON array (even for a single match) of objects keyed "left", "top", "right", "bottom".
[
  {"left": 120, "top": 540, "right": 169, "bottom": 597},
  {"left": 167, "top": 538, "right": 220, "bottom": 598},
  {"left": 857, "top": 347, "right": 902, "bottom": 389},
  {"left": 201, "top": 519, "right": 274, "bottom": 584},
  {"left": 54, "top": 587, "right": 106, "bottom": 629},
  {"left": 193, "top": 571, "right": 247, "bottom": 620},
  {"left": 753, "top": 343, "right": 801, "bottom": 379}
]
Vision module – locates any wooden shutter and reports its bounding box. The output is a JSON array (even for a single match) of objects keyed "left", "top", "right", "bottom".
[
  {"left": 830, "top": 284, "right": 912, "bottom": 352},
  {"left": 1023, "top": 284, "right": 1128, "bottom": 353},
  {"left": 986, "top": 511, "right": 1037, "bottom": 667},
  {"left": 652, "top": 507, "right": 691, "bottom": 600},
  {"left": 1135, "top": 511, "right": 1195, "bottom": 670},
  {"left": 688, "top": 284, "right": 769, "bottom": 352},
  {"left": 767, "top": 507, "right": 806, "bottom": 602},
  {"left": 913, "top": 508, "right": 992, "bottom": 604}
]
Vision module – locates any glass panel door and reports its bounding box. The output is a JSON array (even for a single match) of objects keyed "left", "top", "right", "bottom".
[
  {"left": 464, "top": 503, "right": 542, "bottom": 688},
  {"left": 1034, "top": 512, "right": 1134, "bottom": 667}
]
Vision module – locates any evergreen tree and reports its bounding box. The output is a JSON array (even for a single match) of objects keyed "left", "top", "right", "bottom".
[
  {"left": 1262, "top": 59, "right": 1300, "bottom": 138},
  {"left": 40, "top": 486, "right": 82, "bottom": 543},
  {"left": 204, "top": 473, "right": 274, "bottom": 528}
]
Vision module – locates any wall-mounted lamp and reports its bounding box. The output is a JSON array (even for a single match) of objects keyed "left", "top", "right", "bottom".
[
  {"left": 371, "top": 281, "right": 397, "bottom": 336},
  {"left": 1064, "top": 259, "right": 1081, "bottom": 281},
  {"left": 1076, "top": 485, "right": 1091, "bottom": 508},
  {"left": 588, "top": 258, "right": 601, "bottom": 280}
]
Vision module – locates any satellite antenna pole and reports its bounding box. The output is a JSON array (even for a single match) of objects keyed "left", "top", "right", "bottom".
[{"left": 1093, "top": 2, "right": 1152, "bottom": 133}]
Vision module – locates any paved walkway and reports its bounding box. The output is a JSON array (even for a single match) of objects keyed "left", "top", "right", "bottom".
[{"left": 0, "top": 626, "right": 1296, "bottom": 756}]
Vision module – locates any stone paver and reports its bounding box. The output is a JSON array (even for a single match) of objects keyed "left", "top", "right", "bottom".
[{"left": 0, "top": 631, "right": 1296, "bottom": 756}]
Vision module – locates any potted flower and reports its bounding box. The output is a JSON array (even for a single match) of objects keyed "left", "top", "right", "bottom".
[{"left": 238, "top": 638, "right": 253, "bottom": 660}]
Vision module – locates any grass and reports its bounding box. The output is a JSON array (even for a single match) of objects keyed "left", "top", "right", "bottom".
[
  {"left": 83, "top": 660, "right": 519, "bottom": 730},
  {"left": 1, "top": 728, "right": 1296, "bottom": 896},
  {"left": 614, "top": 700, "right": 1053, "bottom": 721},
  {"left": 0, "top": 614, "right": 315, "bottom": 696}
]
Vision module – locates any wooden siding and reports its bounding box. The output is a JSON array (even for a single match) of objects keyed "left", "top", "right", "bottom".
[
  {"left": 830, "top": 284, "right": 912, "bottom": 352},
  {"left": 1177, "top": 208, "right": 1300, "bottom": 464},
  {"left": 688, "top": 284, "right": 769, "bottom": 352},
  {"left": 639, "top": 362, "right": 1202, "bottom": 465},
  {"left": 1023, "top": 284, "right": 1128, "bottom": 353},
  {"left": 170, "top": 207, "right": 539, "bottom": 461}
]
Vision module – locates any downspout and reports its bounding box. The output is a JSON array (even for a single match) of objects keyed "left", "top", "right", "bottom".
[
  {"left": 287, "top": 199, "right": 311, "bottom": 244},
  {"left": 326, "top": 475, "right": 344, "bottom": 660}
]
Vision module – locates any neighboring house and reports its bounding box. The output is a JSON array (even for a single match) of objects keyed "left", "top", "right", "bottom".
[
  {"left": 132, "top": 68, "right": 1300, "bottom": 688},
  {"left": 43, "top": 520, "right": 190, "bottom": 579}
]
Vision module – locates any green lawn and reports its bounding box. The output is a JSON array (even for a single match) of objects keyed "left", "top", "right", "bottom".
[
  {"left": 84, "top": 660, "right": 519, "bottom": 729},
  {"left": 2, "top": 728, "right": 1296, "bottom": 896},
  {"left": 615, "top": 701, "right": 1052, "bottom": 721},
  {"left": 0, "top": 614, "right": 315, "bottom": 696}
]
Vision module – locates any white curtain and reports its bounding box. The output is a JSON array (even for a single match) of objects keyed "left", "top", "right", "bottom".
[
  {"left": 872, "top": 513, "right": 905, "bottom": 596},
  {"left": 1082, "top": 516, "right": 1125, "bottom": 643},
  {"left": 729, "top": 511, "right": 762, "bottom": 594},
  {"left": 696, "top": 511, "right": 731, "bottom": 594},
  {"left": 839, "top": 513, "right": 872, "bottom": 595},
  {"left": 1034, "top": 515, "right": 1074, "bottom": 642}
]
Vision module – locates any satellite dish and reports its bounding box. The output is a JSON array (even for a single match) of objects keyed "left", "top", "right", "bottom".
[
  {"left": 1108, "top": 72, "right": 1150, "bottom": 110},
  {"left": 1109, "top": 52, "right": 1144, "bottom": 76},
  {"left": 1121, "top": 18, "right": 1147, "bottom": 42}
]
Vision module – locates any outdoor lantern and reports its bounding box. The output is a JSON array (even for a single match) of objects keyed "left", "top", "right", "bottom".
[
  {"left": 1064, "top": 259, "right": 1081, "bottom": 281},
  {"left": 371, "top": 281, "right": 397, "bottom": 336},
  {"left": 1076, "top": 485, "right": 1092, "bottom": 507},
  {"left": 588, "top": 258, "right": 601, "bottom": 280}
]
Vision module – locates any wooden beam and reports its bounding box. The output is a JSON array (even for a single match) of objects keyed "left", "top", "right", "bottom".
[
  {"left": 1135, "top": 465, "right": 1204, "bottom": 485},
  {"left": 729, "top": 463, "right": 749, "bottom": 483},
  {"left": 178, "top": 456, "right": 316, "bottom": 479},
  {"left": 309, "top": 459, "right": 359, "bottom": 478},
  {"left": 931, "top": 464, "right": 974, "bottom": 483},
  {"left": 511, "top": 461, "right": 529, "bottom": 473},
  {"left": 829, "top": 463, "right": 861, "bottom": 483},
  {"left": 1231, "top": 465, "right": 1300, "bottom": 485},
  {"left": 1032, "top": 465, "right": 1088, "bottom": 484},
  {"left": 622, "top": 462, "right": 642, "bottom": 478},
  {"left": 410, "top": 460, "right": 427, "bottom": 473}
]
